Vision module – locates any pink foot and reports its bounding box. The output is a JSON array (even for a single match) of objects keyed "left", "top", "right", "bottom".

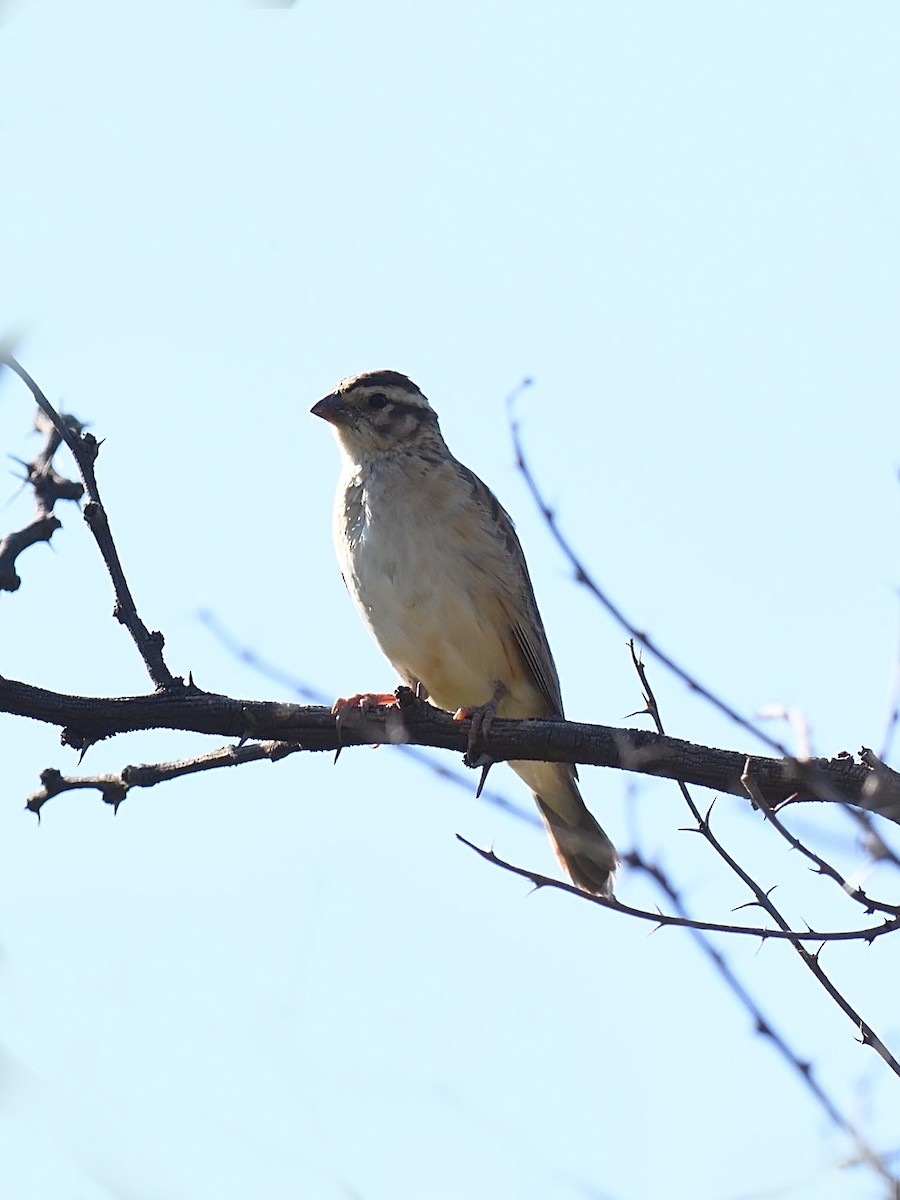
[{"left": 331, "top": 692, "right": 398, "bottom": 718}]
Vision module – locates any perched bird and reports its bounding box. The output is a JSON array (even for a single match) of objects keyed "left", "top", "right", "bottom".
[{"left": 311, "top": 370, "right": 618, "bottom": 896}]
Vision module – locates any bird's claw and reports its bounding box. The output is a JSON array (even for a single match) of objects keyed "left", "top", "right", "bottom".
[
  {"left": 454, "top": 680, "right": 507, "bottom": 765},
  {"left": 330, "top": 692, "right": 399, "bottom": 763}
]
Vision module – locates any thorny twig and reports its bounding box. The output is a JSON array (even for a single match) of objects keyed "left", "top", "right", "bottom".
[
  {"left": 741, "top": 759, "right": 898, "bottom": 917},
  {"left": 627, "top": 641, "right": 900, "bottom": 1079},
  {"left": 26, "top": 741, "right": 302, "bottom": 814},
  {"left": 0, "top": 408, "right": 84, "bottom": 591},
  {"left": 1, "top": 354, "right": 182, "bottom": 691},
  {"left": 625, "top": 850, "right": 900, "bottom": 1192},
  {"left": 456, "top": 836, "right": 900, "bottom": 943},
  {"left": 507, "top": 380, "right": 900, "bottom": 872}
]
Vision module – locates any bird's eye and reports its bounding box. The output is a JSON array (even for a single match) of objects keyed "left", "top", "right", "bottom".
[{"left": 367, "top": 392, "right": 388, "bottom": 410}]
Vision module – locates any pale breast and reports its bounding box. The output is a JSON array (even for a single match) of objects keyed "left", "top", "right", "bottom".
[{"left": 333, "top": 453, "right": 545, "bottom": 715}]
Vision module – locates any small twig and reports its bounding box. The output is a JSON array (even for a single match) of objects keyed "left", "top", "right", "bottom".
[
  {"left": 0, "top": 355, "right": 181, "bottom": 691},
  {"left": 628, "top": 641, "right": 900, "bottom": 1081},
  {"left": 741, "top": 758, "right": 898, "bottom": 916},
  {"left": 507, "top": 393, "right": 900, "bottom": 1078},
  {"left": 627, "top": 850, "right": 900, "bottom": 1192},
  {"left": 0, "top": 408, "right": 84, "bottom": 592},
  {"left": 26, "top": 741, "right": 301, "bottom": 815},
  {"left": 462, "top": 829, "right": 900, "bottom": 1076},
  {"left": 508, "top": 381, "right": 798, "bottom": 759},
  {"left": 455, "top": 836, "right": 899, "bottom": 942},
  {"left": 510, "top": 384, "right": 900, "bottom": 875}
]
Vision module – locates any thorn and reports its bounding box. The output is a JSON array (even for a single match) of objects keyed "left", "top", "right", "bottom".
[
  {"left": 333, "top": 708, "right": 343, "bottom": 764},
  {"left": 475, "top": 758, "right": 494, "bottom": 798},
  {"left": 623, "top": 705, "right": 652, "bottom": 720}
]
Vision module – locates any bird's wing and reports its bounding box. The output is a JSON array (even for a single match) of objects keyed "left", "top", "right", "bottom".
[
  {"left": 512, "top": 617, "right": 564, "bottom": 718},
  {"left": 457, "top": 461, "right": 565, "bottom": 719}
]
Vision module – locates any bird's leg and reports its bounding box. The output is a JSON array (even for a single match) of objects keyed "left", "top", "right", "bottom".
[{"left": 454, "top": 680, "right": 507, "bottom": 768}]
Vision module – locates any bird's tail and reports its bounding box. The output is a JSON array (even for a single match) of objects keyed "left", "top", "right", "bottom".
[{"left": 510, "top": 760, "right": 618, "bottom": 897}]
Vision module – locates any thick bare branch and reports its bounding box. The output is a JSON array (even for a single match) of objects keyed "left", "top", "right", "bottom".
[{"left": 3, "top": 676, "right": 900, "bottom": 825}]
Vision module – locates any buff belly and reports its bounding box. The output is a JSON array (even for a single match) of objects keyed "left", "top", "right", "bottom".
[{"left": 338, "top": 520, "right": 532, "bottom": 715}]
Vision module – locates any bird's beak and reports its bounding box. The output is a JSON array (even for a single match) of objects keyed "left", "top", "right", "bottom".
[{"left": 311, "top": 393, "right": 346, "bottom": 425}]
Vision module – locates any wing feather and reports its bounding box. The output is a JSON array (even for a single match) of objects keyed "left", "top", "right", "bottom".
[{"left": 456, "top": 461, "right": 565, "bottom": 719}]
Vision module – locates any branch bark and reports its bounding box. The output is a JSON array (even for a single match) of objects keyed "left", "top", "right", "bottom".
[
  {"left": 26, "top": 741, "right": 301, "bottom": 814},
  {"left": 3, "top": 677, "right": 899, "bottom": 824}
]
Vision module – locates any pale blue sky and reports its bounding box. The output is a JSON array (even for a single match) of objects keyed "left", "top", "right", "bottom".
[{"left": 1, "top": 2, "right": 899, "bottom": 1197}]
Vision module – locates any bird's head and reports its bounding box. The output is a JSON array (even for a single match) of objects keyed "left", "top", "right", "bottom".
[{"left": 311, "top": 370, "right": 442, "bottom": 457}]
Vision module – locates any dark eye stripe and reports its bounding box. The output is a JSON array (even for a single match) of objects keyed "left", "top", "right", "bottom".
[{"left": 386, "top": 399, "right": 437, "bottom": 423}]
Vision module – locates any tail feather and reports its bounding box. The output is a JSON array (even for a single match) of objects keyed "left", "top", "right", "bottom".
[
  {"left": 510, "top": 760, "right": 618, "bottom": 897},
  {"left": 534, "top": 796, "right": 618, "bottom": 897}
]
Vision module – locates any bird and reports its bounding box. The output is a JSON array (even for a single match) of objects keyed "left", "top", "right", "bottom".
[{"left": 311, "top": 370, "right": 619, "bottom": 896}]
